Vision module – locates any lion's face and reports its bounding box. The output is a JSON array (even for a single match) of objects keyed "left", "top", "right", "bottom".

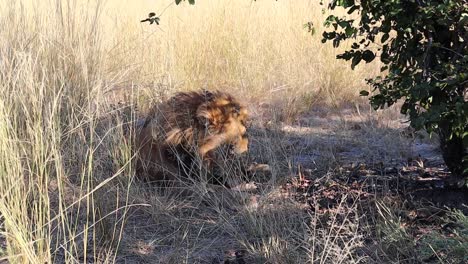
[
  {"left": 196, "top": 93, "right": 249, "bottom": 158},
  {"left": 223, "top": 107, "right": 249, "bottom": 155}
]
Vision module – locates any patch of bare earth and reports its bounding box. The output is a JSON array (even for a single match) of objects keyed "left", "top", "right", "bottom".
[{"left": 96, "top": 102, "right": 465, "bottom": 263}]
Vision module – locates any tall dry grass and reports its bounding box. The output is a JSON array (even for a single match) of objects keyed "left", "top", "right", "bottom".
[
  {"left": 0, "top": 0, "right": 383, "bottom": 263},
  {"left": 105, "top": 0, "right": 378, "bottom": 104}
]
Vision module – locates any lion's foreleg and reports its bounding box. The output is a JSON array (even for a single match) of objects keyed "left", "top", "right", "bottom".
[{"left": 198, "top": 134, "right": 227, "bottom": 159}]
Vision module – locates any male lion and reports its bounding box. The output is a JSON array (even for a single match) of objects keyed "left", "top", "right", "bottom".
[{"left": 135, "top": 90, "right": 249, "bottom": 186}]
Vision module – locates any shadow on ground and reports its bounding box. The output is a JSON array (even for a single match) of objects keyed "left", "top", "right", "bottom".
[{"left": 104, "top": 104, "right": 467, "bottom": 263}]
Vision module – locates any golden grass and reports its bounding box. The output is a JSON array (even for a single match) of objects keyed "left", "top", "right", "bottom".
[
  {"left": 109, "top": 0, "right": 378, "bottom": 103},
  {"left": 4, "top": 0, "right": 378, "bottom": 100}
]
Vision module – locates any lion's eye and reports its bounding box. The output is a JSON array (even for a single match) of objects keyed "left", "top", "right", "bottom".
[{"left": 232, "top": 106, "right": 240, "bottom": 115}]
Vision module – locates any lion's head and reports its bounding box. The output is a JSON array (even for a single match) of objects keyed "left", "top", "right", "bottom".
[
  {"left": 194, "top": 90, "right": 249, "bottom": 158},
  {"left": 136, "top": 90, "right": 249, "bottom": 183}
]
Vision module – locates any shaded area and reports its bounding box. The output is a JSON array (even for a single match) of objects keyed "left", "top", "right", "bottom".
[{"left": 105, "top": 105, "right": 466, "bottom": 263}]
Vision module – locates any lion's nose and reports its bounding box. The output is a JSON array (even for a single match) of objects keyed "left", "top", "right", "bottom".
[
  {"left": 240, "top": 126, "right": 247, "bottom": 134},
  {"left": 234, "top": 141, "right": 249, "bottom": 155},
  {"left": 232, "top": 147, "right": 247, "bottom": 155}
]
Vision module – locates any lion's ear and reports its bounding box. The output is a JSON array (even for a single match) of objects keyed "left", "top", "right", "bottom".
[
  {"left": 201, "top": 90, "right": 215, "bottom": 101},
  {"left": 196, "top": 105, "right": 213, "bottom": 127},
  {"left": 197, "top": 115, "right": 211, "bottom": 128}
]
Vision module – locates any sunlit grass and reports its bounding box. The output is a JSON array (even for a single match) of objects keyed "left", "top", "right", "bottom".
[{"left": 0, "top": 0, "right": 404, "bottom": 263}]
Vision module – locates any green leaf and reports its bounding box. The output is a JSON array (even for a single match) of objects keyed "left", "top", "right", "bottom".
[
  {"left": 337, "top": 51, "right": 353, "bottom": 60},
  {"left": 338, "top": 0, "right": 355, "bottom": 8},
  {"left": 362, "top": 50, "right": 375, "bottom": 63},
  {"left": 463, "top": 132, "right": 468, "bottom": 147},
  {"left": 338, "top": 21, "right": 349, "bottom": 28},
  {"left": 347, "top": 5, "right": 360, "bottom": 14},
  {"left": 381, "top": 20, "right": 391, "bottom": 33},
  {"left": 324, "top": 15, "right": 337, "bottom": 27},
  {"left": 322, "top": 31, "right": 336, "bottom": 40},
  {"left": 175, "top": 0, "right": 182, "bottom": 4},
  {"left": 360, "top": 90, "right": 370, "bottom": 96},
  {"left": 333, "top": 38, "right": 341, "bottom": 48},
  {"left": 459, "top": 13, "right": 468, "bottom": 26},
  {"left": 345, "top": 26, "right": 356, "bottom": 37},
  {"left": 411, "top": 117, "right": 426, "bottom": 130},
  {"left": 188, "top": 0, "right": 195, "bottom": 4},
  {"left": 351, "top": 51, "right": 362, "bottom": 69},
  {"left": 381, "top": 33, "right": 389, "bottom": 43}
]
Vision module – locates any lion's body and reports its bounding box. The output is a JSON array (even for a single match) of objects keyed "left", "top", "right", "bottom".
[{"left": 135, "top": 90, "right": 249, "bottom": 185}]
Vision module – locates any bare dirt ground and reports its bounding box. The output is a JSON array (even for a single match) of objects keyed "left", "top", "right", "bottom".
[{"left": 102, "top": 103, "right": 466, "bottom": 264}]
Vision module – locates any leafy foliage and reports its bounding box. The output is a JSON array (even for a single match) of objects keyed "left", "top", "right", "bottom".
[
  {"left": 321, "top": 0, "right": 467, "bottom": 177},
  {"left": 140, "top": 12, "right": 160, "bottom": 25},
  {"left": 141, "top": 0, "right": 195, "bottom": 25}
]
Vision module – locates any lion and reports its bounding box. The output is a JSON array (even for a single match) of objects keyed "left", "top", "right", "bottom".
[{"left": 134, "top": 90, "right": 249, "bottom": 186}]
